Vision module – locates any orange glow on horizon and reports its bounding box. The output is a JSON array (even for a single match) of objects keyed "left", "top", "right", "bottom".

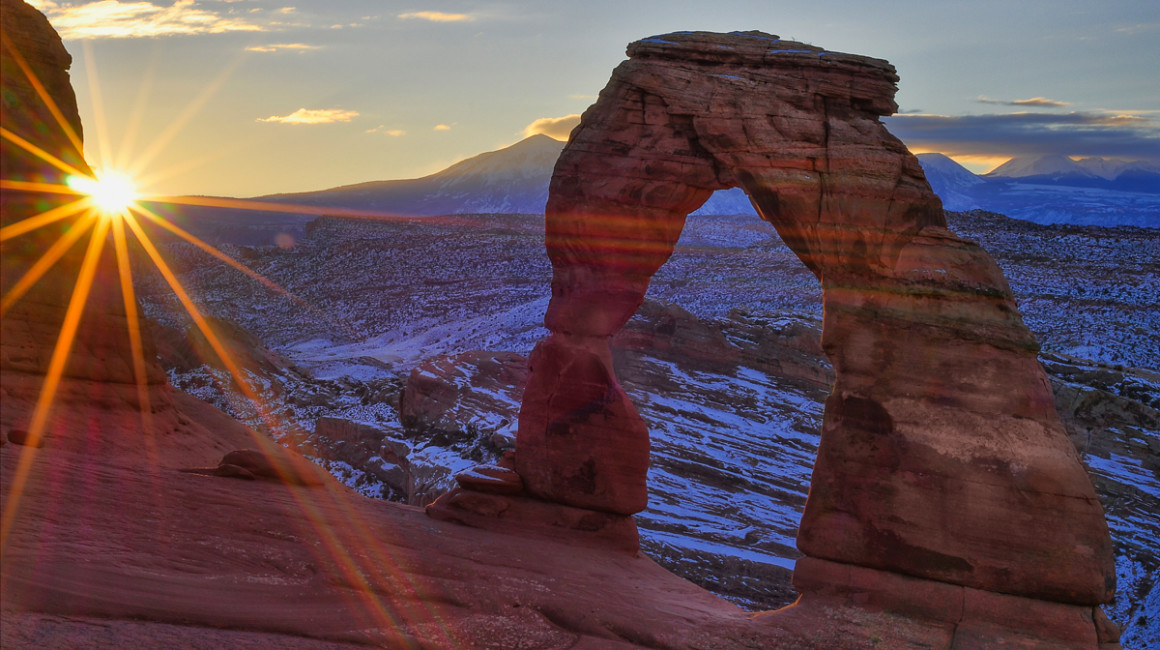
[{"left": 906, "top": 147, "right": 1012, "bottom": 174}]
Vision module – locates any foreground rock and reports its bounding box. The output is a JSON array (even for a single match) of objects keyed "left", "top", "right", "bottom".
[
  {"left": 0, "top": 379, "right": 1124, "bottom": 649},
  {"left": 516, "top": 28, "right": 1117, "bottom": 643}
]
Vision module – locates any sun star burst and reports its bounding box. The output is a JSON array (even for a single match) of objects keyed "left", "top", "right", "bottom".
[{"left": 67, "top": 169, "right": 139, "bottom": 217}]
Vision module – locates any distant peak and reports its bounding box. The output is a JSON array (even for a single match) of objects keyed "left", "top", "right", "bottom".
[
  {"left": 508, "top": 133, "right": 568, "bottom": 149},
  {"left": 915, "top": 152, "right": 955, "bottom": 162},
  {"left": 986, "top": 154, "right": 1093, "bottom": 179}
]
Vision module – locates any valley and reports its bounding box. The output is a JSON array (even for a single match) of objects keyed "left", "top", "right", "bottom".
[{"left": 133, "top": 207, "right": 1159, "bottom": 646}]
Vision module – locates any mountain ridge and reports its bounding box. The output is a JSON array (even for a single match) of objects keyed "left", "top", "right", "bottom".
[
  {"left": 917, "top": 153, "right": 1160, "bottom": 226},
  {"left": 987, "top": 154, "right": 1160, "bottom": 181},
  {"left": 248, "top": 137, "right": 1158, "bottom": 227},
  {"left": 255, "top": 134, "right": 565, "bottom": 216}
]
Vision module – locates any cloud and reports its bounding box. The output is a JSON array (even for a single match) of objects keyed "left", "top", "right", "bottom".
[
  {"left": 245, "top": 42, "right": 321, "bottom": 53},
  {"left": 366, "top": 125, "right": 405, "bottom": 136},
  {"left": 34, "top": 0, "right": 266, "bottom": 39},
  {"left": 398, "top": 11, "right": 472, "bottom": 22},
  {"left": 1116, "top": 23, "right": 1160, "bottom": 35},
  {"left": 522, "top": 114, "right": 581, "bottom": 140},
  {"left": 884, "top": 110, "right": 1160, "bottom": 162},
  {"left": 258, "top": 108, "right": 359, "bottom": 125},
  {"left": 977, "top": 95, "right": 1070, "bottom": 108},
  {"left": 433, "top": 124, "right": 452, "bottom": 131}
]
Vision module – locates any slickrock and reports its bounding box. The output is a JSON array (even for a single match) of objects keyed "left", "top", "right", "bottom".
[
  {"left": 454, "top": 463, "right": 525, "bottom": 495},
  {"left": 515, "top": 27, "right": 1117, "bottom": 636}
]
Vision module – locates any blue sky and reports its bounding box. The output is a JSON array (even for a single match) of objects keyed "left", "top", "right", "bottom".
[{"left": 26, "top": 0, "right": 1160, "bottom": 196}]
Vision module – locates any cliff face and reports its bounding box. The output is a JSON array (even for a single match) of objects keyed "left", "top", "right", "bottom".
[
  {"left": 0, "top": 0, "right": 84, "bottom": 187},
  {"left": 1, "top": 0, "right": 167, "bottom": 391},
  {"left": 515, "top": 29, "right": 1118, "bottom": 643}
]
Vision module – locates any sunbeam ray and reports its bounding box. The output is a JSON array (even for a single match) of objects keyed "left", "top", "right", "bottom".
[
  {"left": 145, "top": 194, "right": 414, "bottom": 222},
  {"left": 110, "top": 212, "right": 156, "bottom": 457},
  {"left": 131, "top": 202, "right": 303, "bottom": 303},
  {"left": 0, "top": 211, "right": 97, "bottom": 317},
  {"left": 115, "top": 42, "right": 161, "bottom": 173},
  {"left": 0, "top": 215, "right": 110, "bottom": 553},
  {"left": 121, "top": 211, "right": 253, "bottom": 395},
  {"left": 120, "top": 212, "right": 437, "bottom": 637},
  {"left": 0, "top": 29, "right": 84, "bottom": 158},
  {"left": 0, "top": 179, "right": 82, "bottom": 197},
  {"left": 0, "top": 196, "right": 88, "bottom": 241},
  {"left": 0, "top": 126, "right": 88, "bottom": 179},
  {"left": 126, "top": 53, "right": 247, "bottom": 178},
  {"left": 79, "top": 40, "right": 113, "bottom": 174}
]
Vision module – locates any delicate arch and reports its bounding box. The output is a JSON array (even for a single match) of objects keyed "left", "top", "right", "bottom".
[{"left": 515, "top": 31, "right": 1113, "bottom": 606}]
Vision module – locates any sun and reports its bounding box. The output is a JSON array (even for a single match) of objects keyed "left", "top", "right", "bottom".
[{"left": 67, "top": 169, "right": 139, "bottom": 216}]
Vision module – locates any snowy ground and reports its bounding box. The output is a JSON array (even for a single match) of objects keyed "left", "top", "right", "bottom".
[{"left": 136, "top": 209, "right": 1158, "bottom": 645}]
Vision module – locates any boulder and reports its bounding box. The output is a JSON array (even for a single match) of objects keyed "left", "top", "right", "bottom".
[
  {"left": 400, "top": 350, "right": 527, "bottom": 443},
  {"left": 216, "top": 448, "right": 325, "bottom": 487},
  {"left": 6, "top": 428, "right": 44, "bottom": 448}
]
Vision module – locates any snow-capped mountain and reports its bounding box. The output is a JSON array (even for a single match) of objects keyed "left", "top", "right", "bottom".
[
  {"left": 988, "top": 154, "right": 1160, "bottom": 182},
  {"left": 986, "top": 154, "right": 1100, "bottom": 180},
  {"left": 247, "top": 138, "right": 1160, "bottom": 228},
  {"left": 914, "top": 153, "right": 986, "bottom": 211},
  {"left": 918, "top": 153, "right": 1160, "bottom": 227},
  {"left": 259, "top": 134, "right": 566, "bottom": 216},
  {"left": 692, "top": 187, "right": 757, "bottom": 216}
]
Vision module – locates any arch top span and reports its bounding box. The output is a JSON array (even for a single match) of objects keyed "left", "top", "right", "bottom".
[
  {"left": 544, "top": 30, "right": 942, "bottom": 295},
  {"left": 517, "top": 30, "right": 1114, "bottom": 610}
]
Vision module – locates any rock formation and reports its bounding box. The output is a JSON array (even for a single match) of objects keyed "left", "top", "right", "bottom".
[
  {"left": 1, "top": 0, "right": 166, "bottom": 395},
  {"left": 0, "top": 0, "right": 311, "bottom": 488},
  {"left": 515, "top": 29, "right": 1117, "bottom": 640},
  {"left": 399, "top": 350, "right": 527, "bottom": 448}
]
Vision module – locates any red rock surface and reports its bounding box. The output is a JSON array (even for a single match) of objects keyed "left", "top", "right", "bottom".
[
  {"left": 1, "top": 9, "right": 1124, "bottom": 645},
  {"left": 1, "top": 0, "right": 166, "bottom": 391},
  {"left": 516, "top": 28, "right": 1116, "bottom": 624}
]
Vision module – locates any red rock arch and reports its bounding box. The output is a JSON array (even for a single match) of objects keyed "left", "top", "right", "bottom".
[{"left": 515, "top": 31, "right": 1114, "bottom": 606}]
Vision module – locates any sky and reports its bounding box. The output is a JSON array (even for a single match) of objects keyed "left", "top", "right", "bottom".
[{"left": 23, "top": 0, "right": 1160, "bottom": 197}]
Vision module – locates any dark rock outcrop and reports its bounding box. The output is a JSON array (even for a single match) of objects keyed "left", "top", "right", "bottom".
[
  {"left": 400, "top": 350, "right": 527, "bottom": 449},
  {"left": 514, "top": 28, "right": 1117, "bottom": 640},
  {"left": 310, "top": 416, "right": 412, "bottom": 497}
]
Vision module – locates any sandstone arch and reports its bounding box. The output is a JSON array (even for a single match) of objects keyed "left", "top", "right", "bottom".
[{"left": 515, "top": 31, "right": 1114, "bottom": 608}]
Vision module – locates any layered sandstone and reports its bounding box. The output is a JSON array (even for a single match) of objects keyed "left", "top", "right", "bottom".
[
  {"left": 1, "top": 0, "right": 166, "bottom": 391},
  {"left": 515, "top": 28, "right": 1116, "bottom": 623}
]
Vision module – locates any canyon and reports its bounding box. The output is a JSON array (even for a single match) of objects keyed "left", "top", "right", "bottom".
[{"left": 3, "top": 3, "right": 1155, "bottom": 647}]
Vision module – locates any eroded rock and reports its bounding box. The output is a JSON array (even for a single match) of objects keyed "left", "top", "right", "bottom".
[
  {"left": 1, "top": 0, "right": 167, "bottom": 391},
  {"left": 515, "top": 29, "right": 1116, "bottom": 619},
  {"left": 400, "top": 350, "right": 527, "bottom": 448}
]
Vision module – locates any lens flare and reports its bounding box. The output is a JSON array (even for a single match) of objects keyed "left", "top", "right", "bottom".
[
  {"left": 67, "top": 169, "right": 138, "bottom": 216},
  {"left": 2, "top": 35, "right": 461, "bottom": 642}
]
